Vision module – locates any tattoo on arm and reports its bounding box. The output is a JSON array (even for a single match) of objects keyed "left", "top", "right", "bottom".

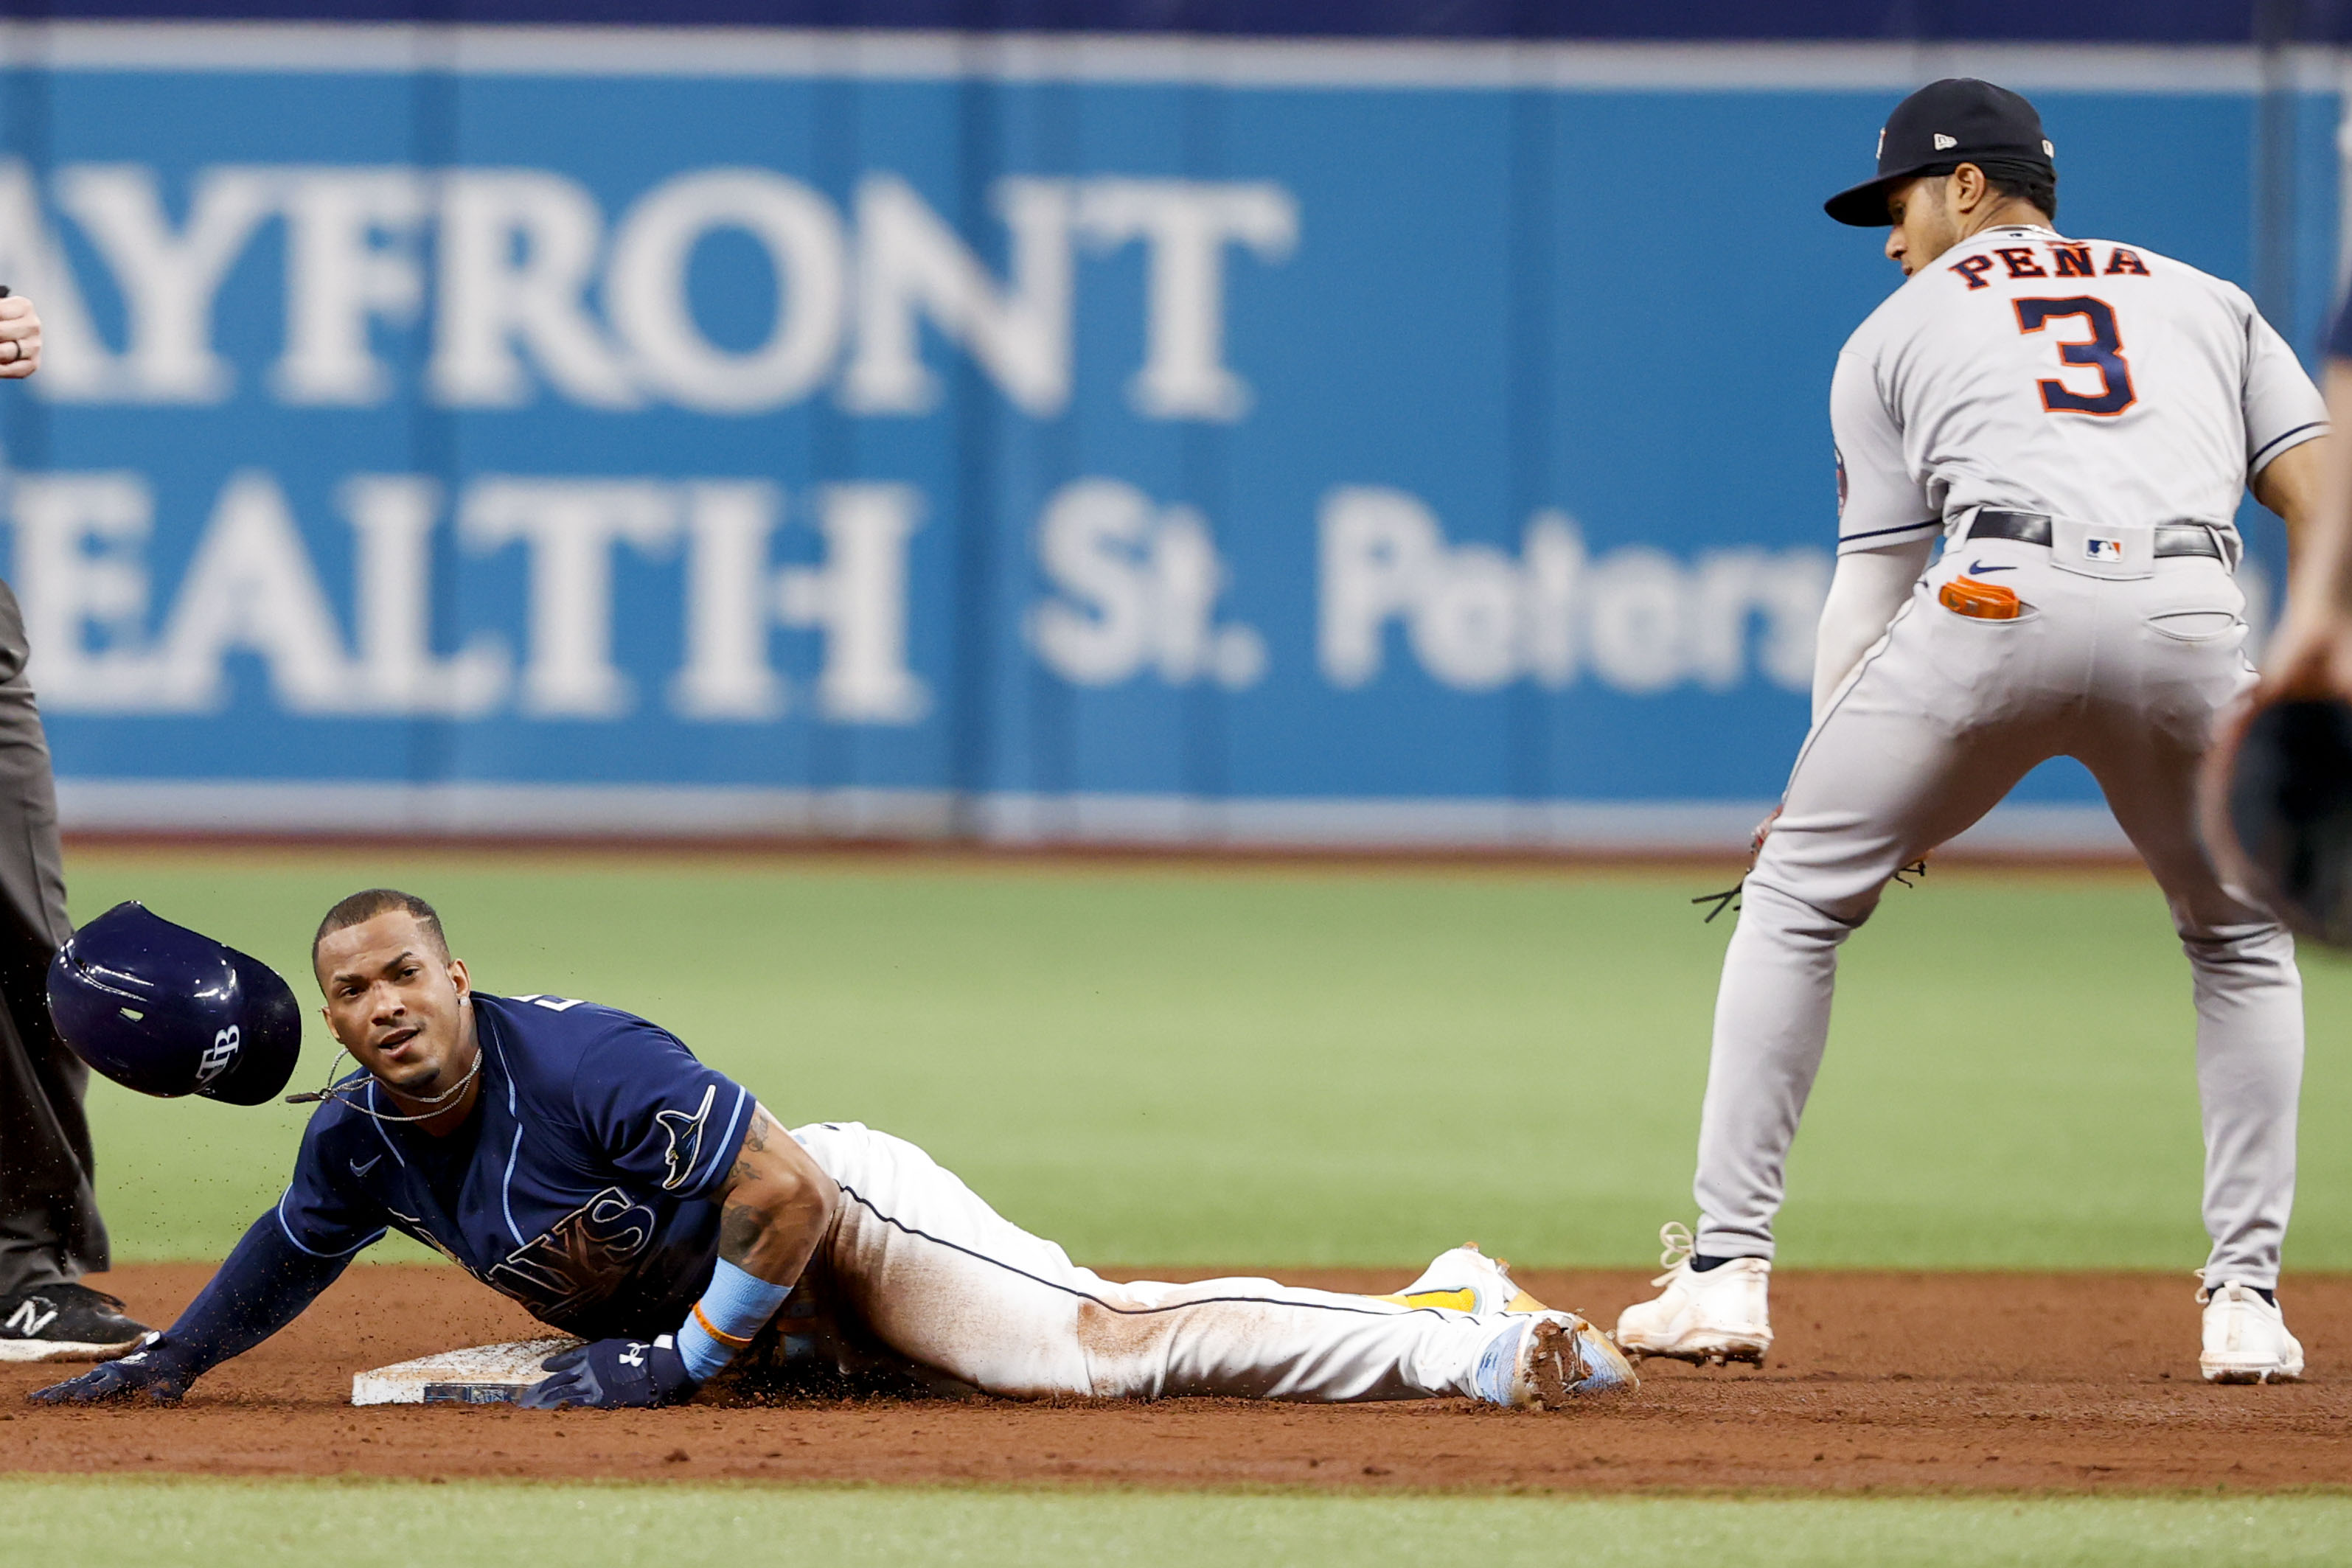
[
  {"left": 719, "top": 1200, "right": 762, "bottom": 1261},
  {"left": 723, "top": 1108, "right": 781, "bottom": 1190},
  {"left": 712, "top": 1101, "right": 832, "bottom": 1278}
]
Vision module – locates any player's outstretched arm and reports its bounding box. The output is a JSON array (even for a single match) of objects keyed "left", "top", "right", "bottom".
[
  {"left": 2258, "top": 374, "right": 2352, "bottom": 703},
  {"left": 28, "top": 1209, "right": 358, "bottom": 1404},
  {"left": 521, "top": 1104, "right": 839, "bottom": 1410}
]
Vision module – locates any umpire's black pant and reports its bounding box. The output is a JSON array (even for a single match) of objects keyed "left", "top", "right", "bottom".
[{"left": 0, "top": 578, "right": 102, "bottom": 1297}]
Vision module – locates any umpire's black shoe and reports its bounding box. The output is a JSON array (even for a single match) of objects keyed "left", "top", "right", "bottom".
[{"left": 0, "top": 1283, "right": 151, "bottom": 1362}]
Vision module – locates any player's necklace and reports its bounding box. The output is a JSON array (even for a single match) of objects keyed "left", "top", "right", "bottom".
[{"left": 284, "top": 1045, "right": 484, "bottom": 1123}]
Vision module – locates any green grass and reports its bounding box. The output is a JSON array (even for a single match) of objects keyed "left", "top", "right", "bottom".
[
  {"left": 64, "top": 851, "right": 2352, "bottom": 1272},
  {"left": 7, "top": 1477, "right": 2352, "bottom": 1567}
]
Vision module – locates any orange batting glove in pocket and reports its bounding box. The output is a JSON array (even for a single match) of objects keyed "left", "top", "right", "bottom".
[{"left": 1938, "top": 576, "right": 2023, "bottom": 620}]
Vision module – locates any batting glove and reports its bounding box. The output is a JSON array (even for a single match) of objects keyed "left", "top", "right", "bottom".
[
  {"left": 28, "top": 1334, "right": 196, "bottom": 1405},
  {"left": 517, "top": 1335, "right": 697, "bottom": 1410}
]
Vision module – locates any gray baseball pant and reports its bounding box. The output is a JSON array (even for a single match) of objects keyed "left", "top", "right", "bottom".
[
  {"left": 0, "top": 577, "right": 104, "bottom": 1297},
  {"left": 1692, "top": 535, "right": 2300, "bottom": 1290}
]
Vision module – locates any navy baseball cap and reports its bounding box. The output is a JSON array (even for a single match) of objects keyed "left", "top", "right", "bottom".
[
  {"left": 46, "top": 902, "right": 303, "bottom": 1106},
  {"left": 1825, "top": 78, "right": 2056, "bottom": 226}
]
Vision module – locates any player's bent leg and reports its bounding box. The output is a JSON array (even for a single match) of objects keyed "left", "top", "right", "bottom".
[
  {"left": 1632, "top": 570, "right": 2064, "bottom": 1364},
  {"left": 2081, "top": 738, "right": 2302, "bottom": 1294},
  {"left": 789, "top": 1122, "right": 1631, "bottom": 1405},
  {"left": 2078, "top": 667, "right": 2304, "bottom": 1379},
  {"left": 1683, "top": 584, "right": 2054, "bottom": 1257},
  {"left": 2179, "top": 917, "right": 2301, "bottom": 1292}
]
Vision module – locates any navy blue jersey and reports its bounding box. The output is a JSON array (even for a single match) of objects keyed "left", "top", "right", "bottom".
[
  {"left": 2333, "top": 290, "right": 2352, "bottom": 361},
  {"left": 275, "top": 994, "right": 754, "bottom": 1341}
]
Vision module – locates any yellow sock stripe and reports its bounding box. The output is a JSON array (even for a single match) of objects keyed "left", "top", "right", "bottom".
[{"left": 1379, "top": 1287, "right": 1479, "bottom": 1312}]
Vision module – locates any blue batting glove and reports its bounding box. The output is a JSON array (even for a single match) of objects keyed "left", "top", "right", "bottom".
[
  {"left": 517, "top": 1336, "right": 697, "bottom": 1410},
  {"left": 29, "top": 1334, "right": 196, "bottom": 1405}
]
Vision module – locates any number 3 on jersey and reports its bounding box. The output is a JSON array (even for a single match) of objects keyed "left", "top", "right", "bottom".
[{"left": 2014, "top": 296, "right": 2136, "bottom": 416}]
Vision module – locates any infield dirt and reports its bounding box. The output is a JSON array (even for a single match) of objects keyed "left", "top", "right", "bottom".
[{"left": 4, "top": 1264, "right": 2346, "bottom": 1494}]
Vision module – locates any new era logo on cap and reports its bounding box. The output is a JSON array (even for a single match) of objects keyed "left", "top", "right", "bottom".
[{"left": 1826, "top": 78, "right": 2055, "bottom": 227}]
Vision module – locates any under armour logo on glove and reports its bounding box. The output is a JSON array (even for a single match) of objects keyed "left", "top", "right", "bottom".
[
  {"left": 28, "top": 1334, "right": 195, "bottom": 1405},
  {"left": 517, "top": 1335, "right": 696, "bottom": 1410}
]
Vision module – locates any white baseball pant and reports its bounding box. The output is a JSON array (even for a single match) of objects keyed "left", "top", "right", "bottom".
[
  {"left": 1693, "top": 531, "right": 2302, "bottom": 1289},
  {"left": 790, "top": 1121, "right": 1511, "bottom": 1401}
]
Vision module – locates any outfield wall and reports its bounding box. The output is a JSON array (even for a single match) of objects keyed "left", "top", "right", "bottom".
[{"left": 1, "top": 7, "right": 2343, "bottom": 850}]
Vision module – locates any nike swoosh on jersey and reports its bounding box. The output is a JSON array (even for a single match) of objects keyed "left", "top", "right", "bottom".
[
  {"left": 351, "top": 1154, "right": 383, "bottom": 1178},
  {"left": 1966, "top": 560, "right": 2016, "bottom": 574}
]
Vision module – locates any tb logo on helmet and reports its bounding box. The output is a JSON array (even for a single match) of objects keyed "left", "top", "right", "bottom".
[{"left": 194, "top": 1025, "right": 242, "bottom": 1090}]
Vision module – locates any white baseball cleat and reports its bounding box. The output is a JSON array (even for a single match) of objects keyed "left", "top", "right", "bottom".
[
  {"left": 1471, "top": 1311, "right": 1639, "bottom": 1408},
  {"left": 1613, "top": 1222, "right": 1773, "bottom": 1367},
  {"left": 2199, "top": 1281, "right": 2304, "bottom": 1384},
  {"left": 1387, "top": 1243, "right": 1551, "bottom": 1315}
]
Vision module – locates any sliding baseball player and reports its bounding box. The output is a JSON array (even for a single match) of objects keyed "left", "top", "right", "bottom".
[
  {"left": 33, "top": 892, "right": 1633, "bottom": 1410},
  {"left": 1618, "top": 79, "right": 2323, "bottom": 1383}
]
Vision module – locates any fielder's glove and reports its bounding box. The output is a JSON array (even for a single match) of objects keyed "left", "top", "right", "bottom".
[
  {"left": 517, "top": 1335, "right": 697, "bottom": 1410},
  {"left": 2200, "top": 696, "right": 2352, "bottom": 947},
  {"left": 28, "top": 1334, "right": 195, "bottom": 1405}
]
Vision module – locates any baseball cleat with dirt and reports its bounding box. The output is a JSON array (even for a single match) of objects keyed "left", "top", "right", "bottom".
[
  {"left": 2199, "top": 1281, "right": 2304, "bottom": 1384},
  {"left": 1613, "top": 1222, "right": 1772, "bottom": 1367},
  {"left": 1386, "top": 1243, "right": 1551, "bottom": 1315},
  {"left": 0, "top": 1283, "right": 152, "bottom": 1362},
  {"left": 1472, "top": 1311, "right": 1638, "bottom": 1408}
]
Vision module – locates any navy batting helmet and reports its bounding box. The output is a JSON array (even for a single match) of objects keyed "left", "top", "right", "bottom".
[{"left": 46, "top": 902, "right": 302, "bottom": 1106}]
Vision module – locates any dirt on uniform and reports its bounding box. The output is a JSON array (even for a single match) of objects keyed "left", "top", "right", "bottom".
[{"left": 2, "top": 1263, "right": 2347, "bottom": 1494}]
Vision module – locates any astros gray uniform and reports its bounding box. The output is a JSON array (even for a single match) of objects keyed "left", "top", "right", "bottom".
[{"left": 1695, "top": 224, "right": 2326, "bottom": 1289}]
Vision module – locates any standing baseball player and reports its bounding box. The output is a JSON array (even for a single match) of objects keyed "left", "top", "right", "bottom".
[
  {"left": 0, "top": 290, "right": 152, "bottom": 1363},
  {"left": 33, "top": 890, "right": 1635, "bottom": 1410},
  {"left": 1616, "top": 80, "right": 2323, "bottom": 1384}
]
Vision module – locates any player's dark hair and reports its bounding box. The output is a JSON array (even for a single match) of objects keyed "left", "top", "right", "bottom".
[
  {"left": 312, "top": 888, "right": 449, "bottom": 975},
  {"left": 1924, "top": 159, "right": 2058, "bottom": 224},
  {"left": 1983, "top": 164, "right": 2058, "bottom": 224}
]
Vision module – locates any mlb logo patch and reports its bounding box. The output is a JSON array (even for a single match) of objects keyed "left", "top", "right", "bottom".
[{"left": 2085, "top": 537, "right": 2124, "bottom": 562}]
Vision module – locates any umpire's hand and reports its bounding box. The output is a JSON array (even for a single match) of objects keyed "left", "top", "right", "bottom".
[
  {"left": 29, "top": 1336, "right": 194, "bottom": 1404},
  {"left": 0, "top": 294, "right": 42, "bottom": 380}
]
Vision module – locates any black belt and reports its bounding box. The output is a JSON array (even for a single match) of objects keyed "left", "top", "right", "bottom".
[{"left": 1966, "top": 509, "right": 2224, "bottom": 562}]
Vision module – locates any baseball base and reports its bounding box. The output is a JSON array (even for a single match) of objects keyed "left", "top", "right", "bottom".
[{"left": 351, "top": 1336, "right": 578, "bottom": 1405}]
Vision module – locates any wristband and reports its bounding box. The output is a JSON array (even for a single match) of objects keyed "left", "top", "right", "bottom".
[{"left": 675, "top": 1259, "right": 791, "bottom": 1382}]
